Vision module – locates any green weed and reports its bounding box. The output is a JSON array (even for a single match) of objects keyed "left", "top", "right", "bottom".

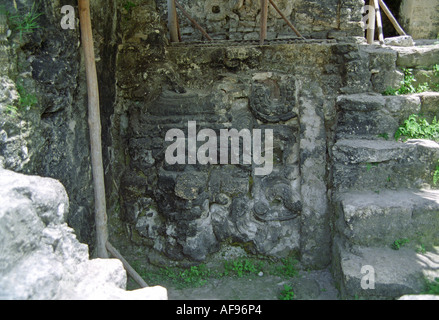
[
  {"left": 398, "top": 68, "right": 417, "bottom": 94},
  {"left": 7, "top": 2, "right": 43, "bottom": 41},
  {"left": 433, "top": 160, "right": 439, "bottom": 186},
  {"left": 16, "top": 79, "right": 37, "bottom": 109},
  {"left": 416, "top": 244, "right": 427, "bottom": 254},
  {"left": 123, "top": 1, "right": 136, "bottom": 13},
  {"left": 278, "top": 284, "right": 295, "bottom": 300},
  {"left": 377, "top": 132, "right": 389, "bottom": 140},
  {"left": 272, "top": 257, "right": 299, "bottom": 278},
  {"left": 4, "top": 105, "right": 18, "bottom": 116},
  {"left": 179, "top": 265, "right": 210, "bottom": 288},
  {"left": 223, "top": 258, "right": 261, "bottom": 277},
  {"left": 391, "top": 238, "right": 410, "bottom": 250},
  {"left": 382, "top": 86, "right": 398, "bottom": 96},
  {"left": 382, "top": 66, "right": 439, "bottom": 95},
  {"left": 395, "top": 114, "right": 439, "bottom": 142},
  {"left": 136, "top": 263, "right": 211, "bottom": 289},
  {"left": 424, "top": 278, "right": 439, "bottom": 295}
]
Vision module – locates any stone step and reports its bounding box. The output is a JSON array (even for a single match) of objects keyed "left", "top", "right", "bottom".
[
  {"left": 418, "top": 92, "right": 439, "bottom": 122},
  {"left": 336, "top": 93, "right": 422, "bottom": 140},
  {"left": 333, "top": 139, "right": 439, "bottom": 191},
  {"left": 334, "top": 189, "right": 439, "bottom": 248},
  {"left": 332, "top": 241, "right": 439, "bottom": 299},
  {"left": 394, "top": 44, "right": 439, "bottom": 69}
]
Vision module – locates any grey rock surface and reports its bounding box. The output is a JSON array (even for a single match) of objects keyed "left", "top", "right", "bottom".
[
  {"left": 334, "top": 245, "right": 439, "bottom": 299},
  {"left": 384, "top": 36, "right": 414, "bottom": 47},
  {"left": 0, "top": 168, "right": 167, "bottom": 300}
]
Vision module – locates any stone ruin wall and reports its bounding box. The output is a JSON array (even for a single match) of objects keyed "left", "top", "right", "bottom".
[
  {"left": 116, "top": 42, "right": 335, "bottom": 267},
  {"left": 3, "top": 0, "right": 437, "bottom": 271},
  {"left": 399, "top": 0, "right": 439, "bottom": 39},
  {"left": 110, "top": 0, "right": 371, "bottom": 268},
  {"left": 155, "top": 0, "right": 365, "bottom": 41}
]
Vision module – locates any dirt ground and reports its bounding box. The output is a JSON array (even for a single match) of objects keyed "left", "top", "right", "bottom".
[{"left": 165, "top": 268, "right": 339, "bottom": 300}]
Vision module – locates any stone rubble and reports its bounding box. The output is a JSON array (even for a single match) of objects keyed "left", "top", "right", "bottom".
[{"left": 0, "top": 166, "right": 167, "bottom": 300}]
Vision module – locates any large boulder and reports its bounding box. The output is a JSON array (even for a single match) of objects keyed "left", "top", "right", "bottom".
[{"left": 0, "top": 166, "right": 167, "bottom": 300}]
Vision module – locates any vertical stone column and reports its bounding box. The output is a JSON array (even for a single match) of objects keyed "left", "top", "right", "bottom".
[
  {"left": 298, "top": 84, "right": 330, "bottom": 268},
  {"left": 400, "top": 0, "right": 439, "bottom": 39}
]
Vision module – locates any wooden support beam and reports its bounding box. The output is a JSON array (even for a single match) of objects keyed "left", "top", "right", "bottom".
[
  {"left": 167, "top": 0, "right": 179, "bottom": 42},
  {"left": 260, "top": 0, "right": 268, "bottom": 45},
  {"left": 379, "top": 0, "right": 406, "bottom": 36},
  {"left": 175, "top": 0, "right": 212, "bottom": 41},
  {"left": 366, "top": 0, "right": 376, "bottom": 44},
  {"left": 269, "top": 0, "right": 305, "bottom": 39},
  {"left": 78, "top": 0, "right": 108, "bottom": 259},
  {"left": 374, "top": 0, "right": 384, "bottom": 44},
  {"left": 107, "top": 242, "right": 149, "bottom": 288}
]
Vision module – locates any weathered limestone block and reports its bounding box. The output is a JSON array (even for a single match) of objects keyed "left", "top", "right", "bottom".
[
  {"left": 334, "top": 244, "right": 439, "bottom": 299},
  {"left": 399, "top": 0, "right": 439, "bottom": 39},
  {"left": 335, "top": 189, "right": 439, "bottom": 247},
  {"left": 336, "top": 93, "right": 421, "bottom": 139},
  {"left": 0, "top": 168, "right": 167, "bottom": 300},
  {"left": 333, "top": 139, "right": 439, "bottom": 191},
  {"left": 395, "top": 44, "right": 439, "bottom": 68},
  {"left": 384, "top": 36, "right": 414, "bottom": 47}
]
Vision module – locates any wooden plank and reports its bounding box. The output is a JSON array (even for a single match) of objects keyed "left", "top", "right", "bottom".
[
  {"left": 366, "top": 0, "right": 376, "bottom": 44},
  {"left": 379, "top": 0, "right": 406, "bottom": 36},
  {"left": 175, "top": 0, "right": 212, "bottom": 41},
  {"left": 107, "top": 242, "right": 149, "bottom": 288},
  {"left": 269, "top": 0, "right": 305, "bottom": 39},
  {"left": 260, "top": 0, "right": 268, "bottom": 45},
  {"left": 78, "top": 0, "right": 108, "bottom": 259},
  {"left": 167, "top": 0, "right": 179, "bottom": 42},
  {"left": 374, "top": 0, "right": 384, "bottom": 44}
]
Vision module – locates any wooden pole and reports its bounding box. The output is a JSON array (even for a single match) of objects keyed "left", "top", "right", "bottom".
[
  {"left": 78, "top": 0, "right": 108, "bottom": 259},
  {"left": 378, "top": 0, "right": 406, "bottom": 36},
  {"left": 366, "top": 0, "right": 376, "bottom": 44},
  {"left": 269, "top": 0, "right": 305, "bottom": 39},
  {"left": 167, "top": 0, "right": 179, "bottom": 42},
  {"left": 106, "top": 242, "right": 149, "bottom": 288},
  {"left": 260, "top": 0, "right": 269, "bottom": 45},
  {"left": 374, "top": 0, "right": 384, "bottom": 44},
  {"left": 175, "top": 0, "right": 212, "bottom": 41}
]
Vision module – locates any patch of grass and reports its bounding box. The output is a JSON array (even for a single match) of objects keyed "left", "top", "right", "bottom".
[
  {"left": 424, "top": 278, "right": 439, "bottom": 295},
  {"left": 382, "top": 86, "right": 398, "bottom": 96},
  {"left": 433, "top": 160, "right": 439, "bottom": 186},
  {"left": 134, "top": 263, "right": 211, "bottom": 289},
  {"left": 382, "top": 66, "right": 439, "bottom": 96},
  {"left": 398, "top": 68, "right": 416, "bottom": 95},
  {"left": 391, "top": 238, "right": 410, "bottom": 250},
  {"left": 377, "top": 132, "right": 389, "bottom": 140},
  {"left": 123, "top": 1, "right": 136, "bottom": 13},
  {"left": 16, "top": 79, "right": 37, "bottom": 109},
  {"left": 7, "top": 2, "right": 43, "bottom": 41},
  {"left": 2, "top": 78, "right": 37, "bottom": 117},
  {"left": 395, "top": 114, "right": 439, "bottom": 142},
  {"left": 278, "top": 284, "right": 295, "bottom": 300},
  {"left": 4, "top": 105, "right": 18, "bottom": 117},
  {"left": 271, "top": 257, "right": 299, "bottom": 278},
  {"left": 179, "top": 265, "right": 210, "bottom": 288},
  {"left": 131, "top": 255, "right": 300, "bottom": 291},
  {"left": 416, "top": 244, "right": 427, "bottom": 254},
  {"left": 223, "top": 258, "right": 262, "bottom": 278}
]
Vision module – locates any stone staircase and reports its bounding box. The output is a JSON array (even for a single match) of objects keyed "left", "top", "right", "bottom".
[{"left": 331, "top": 42, "right": 439, "bottom": 299}]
